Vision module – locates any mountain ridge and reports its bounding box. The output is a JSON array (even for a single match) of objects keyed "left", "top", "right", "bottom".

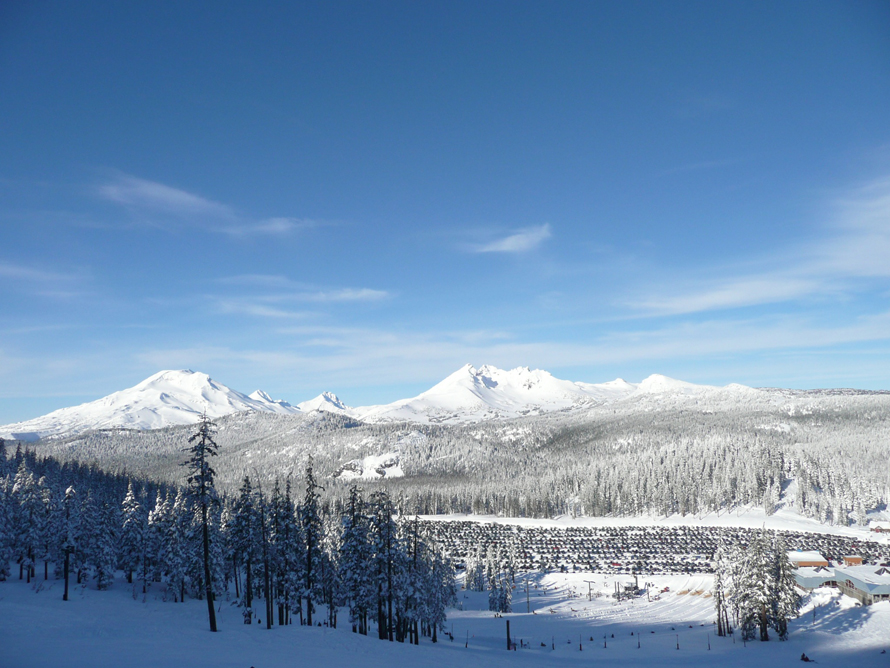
[{"left": 0, "top": 363, "right": 849, "bottom": 440}]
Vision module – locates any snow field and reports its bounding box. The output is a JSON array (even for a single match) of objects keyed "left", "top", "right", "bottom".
[{"left": 3, "top": 569, "right": 889, "bottom": 668}]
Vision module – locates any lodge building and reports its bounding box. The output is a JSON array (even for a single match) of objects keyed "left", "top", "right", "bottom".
[{"left": 789, "top": 550, "right": 890, "bottom": 606}]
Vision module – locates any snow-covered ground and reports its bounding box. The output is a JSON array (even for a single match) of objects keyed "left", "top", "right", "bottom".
[{"left": 3, "top": 568, "right": 889, "bottom": 668}]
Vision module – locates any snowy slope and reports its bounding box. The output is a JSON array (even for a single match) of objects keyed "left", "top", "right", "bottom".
[{"left": 0, "top": 370, "right": 297, "bottom": 440}]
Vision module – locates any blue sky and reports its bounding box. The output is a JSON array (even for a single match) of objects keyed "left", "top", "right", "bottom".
[{"left": 2, "top": 1, "right": 890, "bottom": 422}]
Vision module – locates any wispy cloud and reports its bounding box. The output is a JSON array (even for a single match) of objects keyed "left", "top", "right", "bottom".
[
  {"left": 220, "top": 217, "right": 318, "bottom": 237},
  {"left": 215, "top": 275, "right": 389, "bottom": 304},
  {"left": 629, "top": 175, "right": 890, "bottom": 316},
  {"left": 98, "top": 174, "right": 235, "bottom": 219},
  {"left": 472, "top": 224, "right": 552, "bottom": 253},
  {"left": 216, "top": 301, "right": 314, "bottom": 319},
  {"left": 0, "top": 261, "right": 88, "bottom": 301},
  {"left": 632, "top": 276, "right": 821, "bottom": 316},
  {"left": 300, "top": 288, "right": 389, "bottom": 303},
  {"left": 0, "top": 261, "right": 78, "bottom": 283},
  {"left": 96, "top": 173, "right": 315, "bottom": 237},
  {"left": 133, "top": 308, "right": 890, "bottom": 397}
]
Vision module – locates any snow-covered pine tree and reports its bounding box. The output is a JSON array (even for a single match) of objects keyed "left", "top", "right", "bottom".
[
  {"left": 320, "top": 512, "right": 343, "bottom": 629},
  {"left": 340, "top": 485, "right": 373, "bottom": 635},
  {"left": 738, "top": 532, "right": 774, "bottom": 641},
  {"left": 465, "top": 545, "right": 487, "bottom": 592},
  {"left": 120, "top": 481, "right": 145, "bottom": 586},
  {"left": 280, "top": 479, "right": 305, "bottom": 626},
  {"left": 60, "top": 486, "right": 77, "bottom": 600},
  {"left": 254, "top": 482, "right": 274, "bottom": 629},
  {"left": 368, "top": 489, "right": 398, "bottom": 640},
  {"left": 418, "top": 542, "right": 456, "bottom": 642},
  {"left": 147, "top": 491, "right": 172, "bottom": 584},
  {"left": 12, "top": 460, "right": 41, "bottom": 582},
  {"left": 301, "top": 459, "right": 324, "bottom": 627},
  {"left": 712, "top": 543, "right": 731, "bottom": 636},
  {"left": 268, "top": 479, "right": 292, "bottom": 626},
  {"left": 208, "top": 498, "right": 227, "bottom": 603},
  {"left": 76, "top": 489, "right": 101, "bottom": 585},
  {"left": 94, "top": 501, "right": 118, "bottom": 590},
  {"left": 487, "top": 568, "right": 511, "bottom": 613},
  {"left": 232, "top": 476, "right": 259, "bottom": 616},
  {"left": 769, "top": 535, "right": 800, "bottom": 640},
  {"left": 183, "top": 413, "right": 220, "bottom": 632},
  {"left": 36, "top": 475, "right": 55, "bottom": 580},
  {"left": 0, "top": 475, "right": 15, "bottom": 581},
  {"left": 166, "top": 489, "right": 191, "bottom": 603}
]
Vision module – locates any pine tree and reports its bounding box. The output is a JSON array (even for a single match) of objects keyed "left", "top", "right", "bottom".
[
  {"left": 254, "top": 482, "right": 274, "bottom": 629},
  {"left": 94, "top": 502, "right": 118, "bottom": 590},
  {"left": 723, "top": 531, "right": 800, "bottom": 642},
  {"left": 36, "top": 475, "right": 55, "bottom": 580},
  {"left": 61, "top": 486, "right": 77, "bottom": 600},
  {"left": 423, "top": 545, "right": 456, "bottom": 642},
  {"left": 232, "top": 476, "right": 259, "bottom": 616},
  {"left": 281, "top": 479, "right": 305, "bottom": 626},
  {"left": 0, "top": 476, "right": 16, "bottom": 581},
  {"left": 369, "top": 490, "right": 400, "bottom": 641},
  {"left": 712, "top": 544, "right": 731, "bottom": 636},
  {"left": 166, "top": 489, "right": 190, "bottom": 603},
  {"left": 301, "top": 459, "right": 324, "bottom": 627},
  {"left": 0, "top": 437, "right": 7, "bottom": 477},
  {"left": 769, "top": 535, "right": 801, "bottom": 640},
  {"left": 76, "top": 490, "right": 100, "bottom": 585},
  {"left": 320, "top": 513, "right": 343, "bottom": 629},
  {"left": 120, "top": 481, "right": 145, "bottom": 586},
  {"left": 340, "top": 485, "right": 373, "bottom": 635},
  {"left": 183, "top": 414, "right": 220, "bottom": 632},
  {"left": 12, "top": 460, "right": 41, "bottom": 582},
  {"left": 147, "top": 491, "right": 172, "bottom": 584}
]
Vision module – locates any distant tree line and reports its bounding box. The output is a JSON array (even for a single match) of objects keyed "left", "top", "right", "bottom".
[{"left": 20, "top": 391, "right": 890, "bottom": 525}]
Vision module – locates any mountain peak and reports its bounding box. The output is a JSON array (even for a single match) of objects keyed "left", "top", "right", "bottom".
[
  {"left": 248, "top": 390, "right": 296, "bottom": 412},
  {"left": 354, "top": 364, "right": 637, "bottom": 424},
  {"left": 0, "top": 370, "right": 297, "bottom": 440},
  {"left": 297, "top": 392, "right": 351, "bottom": 414}
]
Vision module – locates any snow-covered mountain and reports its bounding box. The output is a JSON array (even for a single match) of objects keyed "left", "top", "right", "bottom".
[
  {"left": 349, "top": 365, "right": 747, "bottom": 424},
  {"left": 0, "top": 364, "right": 758, "bottom": 440},
  {"left": 297, "top": 391, "right": 351, "bottom": 414},
  {"left": 0, "top": 370, "right": 298, "bottom": 440},
  {"left": 248, "top": 389, "right": 299, "bottom": 414}
]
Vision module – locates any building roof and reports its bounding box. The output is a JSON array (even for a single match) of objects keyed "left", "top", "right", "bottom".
[
  {"left": 834, "top": 565, "right": 890, "bottom": 594},
  {"left": 787, "top": 550, "right": 828, "bottom": 563}
]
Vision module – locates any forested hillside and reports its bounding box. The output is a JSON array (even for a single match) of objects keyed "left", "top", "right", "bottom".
[{"left": 15, "top": 388, "right": 890, "bottom": 525}]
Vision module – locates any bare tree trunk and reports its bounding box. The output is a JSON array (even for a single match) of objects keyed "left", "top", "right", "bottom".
[
  {"left": 202, "top": 507, "right": 217, "bottom": 631},
  {"left": 63, "top": 549, "right": 70, "bottom": 601}
]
